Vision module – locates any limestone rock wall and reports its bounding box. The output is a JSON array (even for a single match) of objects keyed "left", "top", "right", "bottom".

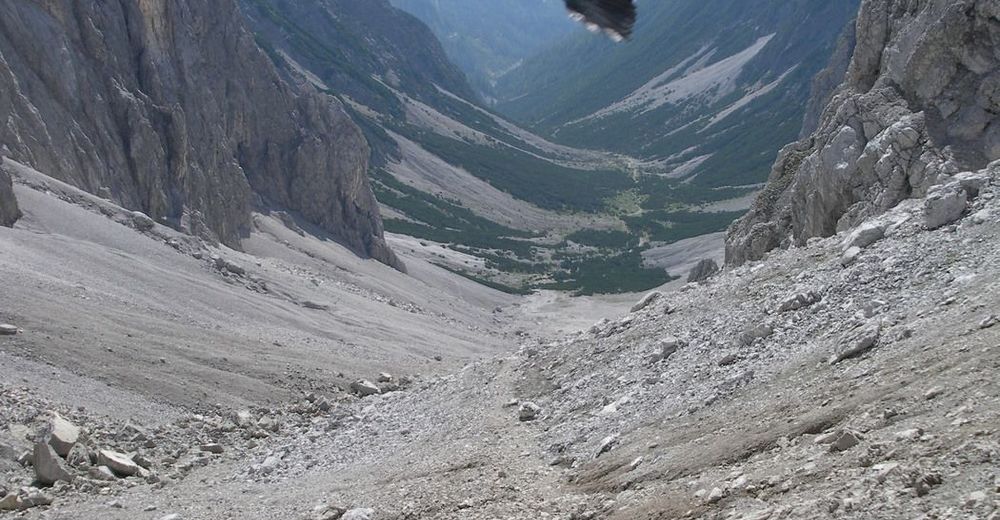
[
  {"left": 727, "top": 0, "right": 1000, "bottom": 265},
  {"left": 0, "top": 0, "right": 401, "bottom": 269}
]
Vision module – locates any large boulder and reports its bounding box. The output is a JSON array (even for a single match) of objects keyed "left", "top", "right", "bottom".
[
  {"left": 96, "top": 450, "right": 140, "bottom": 477},
  {"left": 33, "top": 443, "right": 73, "bottom": 485},
  {"left": 342, "top": 509, "right": 375, "bottom": 520},
  {"left": 45, "top": 414, "right": 80, "bottom": 457},
  {"left": 0, "top": 163, "right": 19, "bottom": 227},
  {"left": 923, "top": 184, "right": 968, "bottom": 229},
  {"left": 687, "top": 259, "right": 720, "bottom": 283}
]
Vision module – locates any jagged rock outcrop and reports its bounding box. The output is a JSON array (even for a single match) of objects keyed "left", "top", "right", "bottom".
[
  {"left": 0, "top": 0, "right": 401, "bottom": 269},
  {"left": 727, "top": 0, "right": 999, "bottom": 265},
  {"left": 0, "top": 164, "right": 18, "bottom": 227}
]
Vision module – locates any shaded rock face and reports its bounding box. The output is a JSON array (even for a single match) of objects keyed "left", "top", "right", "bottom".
[
  {"left": 727, "top": 0, "right": 1000, "bottom": 266},
  {"left": 0, "top": 164, "right": 18, "bottom": 227},
  {"left": 0, "top": 0, "right": 400, "bottom": 269},
  {"left": 687, "top": 259, "right": 720, "bottom": 284}
]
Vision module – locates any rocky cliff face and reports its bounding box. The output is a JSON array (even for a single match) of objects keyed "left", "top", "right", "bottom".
[
  {"left": 0, "top": 163, "right": 18, "bottom": 227},
  {"left": 0, "top": 0, "right": 400, "bottom": 269},
  {"left": 727, "top": 0, "right": 1000, "bottom": 265}
]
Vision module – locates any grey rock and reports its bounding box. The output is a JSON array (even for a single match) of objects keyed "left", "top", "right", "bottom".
[
  {"left": 659, "top": 336, "right": 685, "bottom": 359},
  {"left": 199, "top": 444, "right": 224, "bottom": 454},
  {"left": 350, "top": 380, "right": 381, "bottom": 398},
  {"left": 97, "top": 449, "right": 140, "bottom": 477},
  {"left": 302, "top": 301, "right": 331, "bottom": 311},
  {"left": 595, "top": 434, "right": 619, "bottom": 458},
  {"left": 234, "top": 410, "right": 254, "bottom": 427},
  {"left": 222, "top": 260, "right": 246, "bottom": 276},
  {"left": 971, "top": 208, "right": 992, "bottom": 225},
  {"left": 924, "top": 387, "right": 945, "bottom": 400},
  {"left": 314, "top": 505, "right": 347, "bottom": 520},
  {"left": 630, "top": 292, "right": 662, "bottom": 313},
  {"left": 0, "top": 442, "right": 16, "bottom": 462},
  {"left": 814, "top": 431, "right": 841, "bottom": 445},
  {"left": 19, "top": 489, "right": 52, "bottom": 509},
  {"left": 979, "top": 315, "right": 998, "bottom": 329},
  {"left": 131, "top": 453, "right": 153, "bottom": 470},
  {"left": 829, "top": 431, "right": 862, "bottom": 453},
  {"left": 895, "top": 428, "right": 924, "bottom": 442},
  {"left": 0, "top": 0, "right": 401, "bottom": 269},
  {"left": 840, "top": 246, "right": 862, "bottom": 267},
  {"left": 739, "top": 325, "right": 773, "bottom": 346},
  {"left": 687, "top": 259, "right": 720, "bottom": 283},
  {"left": 65, "top": 444, "right": 90, "bottom": 468},
  {"left": 0, "top": 494, "right": 19, "bottom": 511},
  {"left": 965, "top": 491, "right": 988, "bottom": 508},
  {"left": 158, "top": 515, "right": 183, "bottom": 520},
  {"left": 779, "top": 291, "right": 822, "bottom": 312},
  {"left": 830, "top": 324, "right": 881, "bottom": 364},
  {"left": 0, "top": 324, "right": 16, "bottom": 336},
  {"left": 707, "top": 487, "right": 725, "bottom": 504},
  {"left": 45, "top": 413, "right": 80, "bottom": 457},
  {"left": 843, "top": 221, "right": 885, "bottom": 249},
  {"left": 131, "top": 211, "right": 156, "bottom": 232},
  {"left": 518, "top": 402, "right": 541, "bottom": 422},
  {"left": 910, "top": 472, "right": 943, "bottom": 497},
  {"left": 924, "top": 184, "right": 968, "bottom": 229},
  {"left": 0, "top": 164, "right": 18, "bottom": 227},
  {"left": 341, "top": 509, "right": 374, "bottom": 520},
  {"left": 33, "top": 443, "right": 73, "bottom": 486},
  {"left": 718, "top": 353, "right": 738, "bottom": 367}
]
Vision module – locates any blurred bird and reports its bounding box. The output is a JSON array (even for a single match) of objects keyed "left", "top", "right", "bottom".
[{"left": 565, "top": 0, "right": 637, "bottom": 41}]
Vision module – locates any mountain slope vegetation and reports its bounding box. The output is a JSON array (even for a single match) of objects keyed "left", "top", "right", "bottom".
[{"left": 496, "top": 0, "right": 861, "bottom": 188}]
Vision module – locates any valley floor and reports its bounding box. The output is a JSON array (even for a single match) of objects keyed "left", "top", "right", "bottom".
[{"left": 1, "top": 164, "right": 999, "bottom": 520}]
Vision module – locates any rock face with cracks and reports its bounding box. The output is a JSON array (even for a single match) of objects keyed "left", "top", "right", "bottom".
[
  {"left": 0, "top": 0, "right": 401, "bottom": 269},
  {"left": 727, "top": 0, "right": 1000, "bottom": 265}
]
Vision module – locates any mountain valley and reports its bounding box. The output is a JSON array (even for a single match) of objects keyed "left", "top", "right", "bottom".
[{"left": 0, "top": 0, "right": 998, "bottom": 519}]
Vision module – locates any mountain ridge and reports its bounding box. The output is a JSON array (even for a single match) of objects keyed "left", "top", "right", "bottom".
[{"left": 495, "top": 0, "right": 861, "bottom": 190}]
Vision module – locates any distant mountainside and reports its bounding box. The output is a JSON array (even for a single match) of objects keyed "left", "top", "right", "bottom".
[
  {"left": 495, "top": 0, "right": 861, "bottom": 189},
  {"left": 241, "top": 0, "right": 476, "bottom": 116},
  {"left": 0, "top": 0, "right": 399, "bottom": 268},
  {"left": 241, "top": 0, "right": 699, "bottom": 295},
  {"left": 387, "top": 0, "right": 575, "bottom": 100}
]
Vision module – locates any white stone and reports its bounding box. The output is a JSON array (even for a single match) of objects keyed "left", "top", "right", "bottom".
[
  {"left": 97, "top": 450, "right": 140, "bottom": 477},
  {"left": 46, "top": 413, "right": 80, "bottom": 457},
  {"left": 843, "top": 222, "right": 886, "bottom": 249},
  {"left": 924, "top": 185, "right": 968, "bottom": 229},
  {"left": 342, "top": 508, "right": 374, "bottom": 520},
  {"left": 350, "top": 380, "right": 381, "bottom": 397},
  {"left": 840, "top": 246, "right": 862, "bottom": 267}
]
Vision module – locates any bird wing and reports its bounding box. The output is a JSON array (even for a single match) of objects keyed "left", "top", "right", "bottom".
[{"left": 565, "top": 0, "right": 637, "bottom": 41}]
